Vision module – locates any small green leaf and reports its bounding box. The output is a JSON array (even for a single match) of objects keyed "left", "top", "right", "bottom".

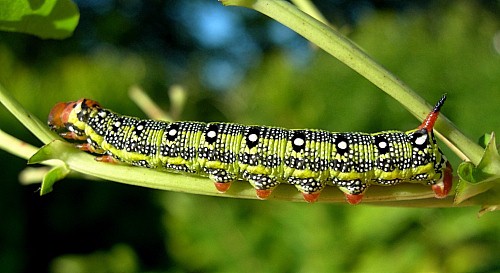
[
  {"left": 29, "top": 140, "right": 62, "bottom": 164},
  {"left": 455, "top": 132, "right": 500, "bottom": 205},
  {"left": 0, "top": 0, "right": 79, "bottom": 39},
  {"left": 40, "top": 164, "right": 71, "bottom": 195},
  {"left": 29, "top": 141, "right": 71, "bottom": 195}
]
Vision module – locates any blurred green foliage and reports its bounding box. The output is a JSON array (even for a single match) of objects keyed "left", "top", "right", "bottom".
[
  {"left": 0, "top": 0, "right": 79, "bottom": 39},
  {"left": 0, "top": 1, "right": 499, "bottom": 273}
]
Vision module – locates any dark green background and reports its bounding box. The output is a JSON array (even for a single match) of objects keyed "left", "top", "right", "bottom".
[{"left": 0, "top": 1, "right": 499, "bottom": 272}]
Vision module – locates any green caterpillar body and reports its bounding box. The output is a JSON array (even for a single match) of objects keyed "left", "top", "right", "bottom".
[{"left": 48, "top": 96, "right": 452, "bottom": 204}]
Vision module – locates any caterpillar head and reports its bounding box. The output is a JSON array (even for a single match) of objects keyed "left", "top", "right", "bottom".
[{"left": 48, "top": 99, "right": 101, "bottom": 140}]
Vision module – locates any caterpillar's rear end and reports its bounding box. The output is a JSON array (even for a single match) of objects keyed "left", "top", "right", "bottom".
[{"left": 48, "top": 96, "right": 452, "bottom": 204}]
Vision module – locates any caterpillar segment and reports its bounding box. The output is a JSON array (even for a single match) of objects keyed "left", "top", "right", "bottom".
[{"left": 48, "top": 96, "right": 452, "bottom": 204}]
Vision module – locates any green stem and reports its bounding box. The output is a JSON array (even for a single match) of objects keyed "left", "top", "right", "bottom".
[
  {"left": 0, "top": 129, "right": 45, "bottom": 161},
  {"left": 0, "top": 83, "right": 60, "bottom": 144},
  {"left": 221, "top": 0, "right": 484, "bottom": 165}
]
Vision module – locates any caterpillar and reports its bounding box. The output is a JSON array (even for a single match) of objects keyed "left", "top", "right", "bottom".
[{"left": 48, "top": 96, "right": 452, "bottom": 204}]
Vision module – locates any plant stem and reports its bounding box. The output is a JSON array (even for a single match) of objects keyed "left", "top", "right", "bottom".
[{"left": 0, "top": 83, "right": 60, "bottom": 144}]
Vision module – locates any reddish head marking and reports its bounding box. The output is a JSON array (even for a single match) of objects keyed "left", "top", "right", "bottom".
[
  {"left": 418, "top": 95, "right": 446, "bottom": 132},
  {"left": 48, "top": 101, "right": 76, "bottom": 130},
  {"left": 47, "top": 99, "right": 101, "bottom": 130}
]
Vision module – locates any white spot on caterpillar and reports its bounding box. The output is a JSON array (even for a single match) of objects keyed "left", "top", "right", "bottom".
[
  {"left": 137, "top": 125, "right": 144, "bottom": 130},
  {"left": 114, "top": 121, "right": 121, "bottom": 127},
  {"left": 248, "top": 133, "right": 258, "bottom": 142},
  {"left": 293, "top": 137, "right": 305, "bottom": 147},
  {"left": 98, "top": 111, "right": 107, "bottom": 118},
  {"left": 415, "top": 134, "right": 427, "bottom": 145},
  {"left": 207, "top": 130, "right": 217, "bottom": 138},
  {"left": 378, "top": 141, "right": 387, "bottom": 149},
  {"left": 338, "top": 141, "right": 347, "bottom": 150},
  {"left": 168, "top": 128, "right": 177, "bottom": 136}
]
